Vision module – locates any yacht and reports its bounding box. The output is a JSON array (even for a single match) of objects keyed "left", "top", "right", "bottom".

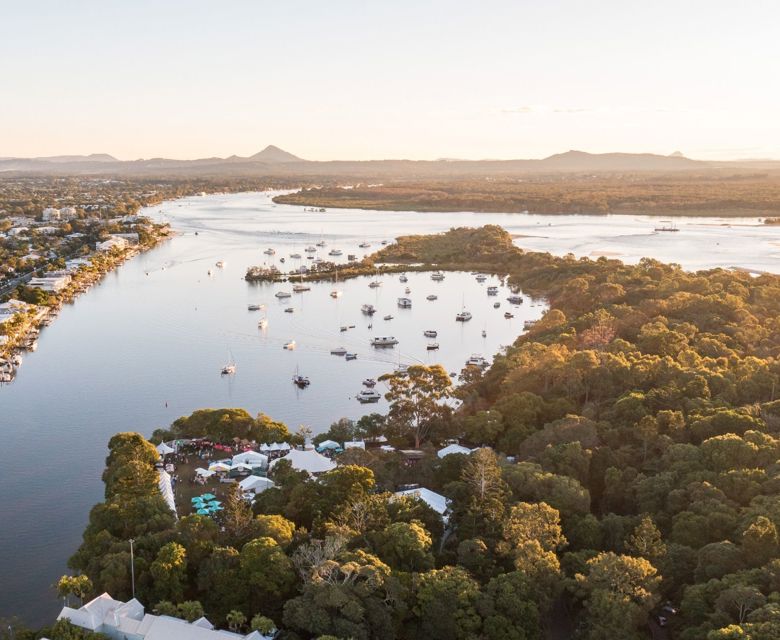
[
  {"left": 487, "top": 286, "right": 499, "bottom": 295},
  {"left": 368, "top": 279, "right": 382, "bottom": 288},
  {"left": 493, "top": 301, "right": 501, "bottom": 308},
  {"left": 293, "top": 373, "right": 310, "bottom": 388},
  {"left": 275, "top": 291, "right": 292, "bottom": 298},
  {"left": 328, "top": 249, "right": 343, "bottom": 256},
  {"left": 290, "top": 253, "right": 302, "bottom": 259},
  {"left": 316, "top": 240, "right": 327, "bottom": 247},
  {"left": 476, "top": 274, "right": 487, "bottom": 282},
  {"left": 424, "top": 330, "right": 438, "bottom": 338},
  {"left": 283, "top": 340, "right": 296, "bottom": 350},
  {"left": 357, "top": 389, "right": 382, "bottom": 403},
  {"left": 381, "top": 240, "right": 388, "bottom": 245},
  {"left": 248, "top": 304, "right": 263, "bottom": 311},
  {"left": 330, "top": 347, "right": 347, "bottom": 356},
  {"left": 397, "top": 297, "right": 412, "bottom": 308},
  {"left": 345, "top": 353, "right": 358, "bottom": 360},
  {"left": 404, "top": 287, "right": 411, "bottom": 294},
  {"left": 215, "top": 260, "right": 226, "bottom": 268},
  {"left": 292, "top": 283, "right": 311, "bottom": 292},
  {"left": 258, "top": 318, "right": 268, "bottom": 329},
  {"left": 482, "top": 330, "right": 487, "bottom": 337},
  {"left": 263, "top": 248, "right": 276, "bottom": 255},
  {"left": 654, "top": 220, "right": 679, "bottom": 232},
  {"left": 431, "top": 272, "right": 445, "bottom": 281},
  {"left": 507, "top": 295, "right": 524, "bottom": 304},
  {"left": 221, "top": 363, "right": 236, "bottom": 375},
  {"left": 383, "top": 314, "right": 394, "bottom": 321},
  {"left": 340, "top": 326, "right": 348, "bottom": 332},
  {"left": 361, "top": 304, "right": 376, "bottom": 315},
  {"left": 466, "top": 354, "right": 488, "bottom": 367},
  {"left": 456, "top": 311, "right": 473, "bottom": 322},
  {"left": 359, "top": 241, "right": 371, "bottom": 248},
  {"left": 330, "top": 289, "right": 342, "bottom": 298},
  {"left": 305, "top": 246, "right": 317, "bottom": 252},
  {"left": 284, "top": 307, "right": 294, "bottom": 313},
  {"left": 427, "top": 343, "right": 439, "bottom": 351},
  {"left": 426, "top": 294, "right": 437, "bottom": 301},
  {"left": 362, "top": 378, "right": 377, "bottom": 387},
  {"left": 371, "top": 336, "right": 399, "bottom": 347},
  {"left": 399, "top": 274, "right": 408, "bottom": 282}
]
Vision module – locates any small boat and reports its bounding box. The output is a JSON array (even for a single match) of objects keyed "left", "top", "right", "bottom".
[
  {"left": 275, "top": 291, "right": 292, "bottom": 298},
  {"left": 362, "top": 378, "right": 376, "bottom": 387},
  {"left": 381, "top": 240, "right": 388, "bottom": 245},
  {"left": 507, "top": 295, "right": 524, "bottom": 304},
  {"left": 248, "top": 304, "right": 263, "bottom": 311},
  {"left": 330, "top": 289, "right": 342, "bottom": 298},
  {"left": 427, "top": 343, "right": 439, "bottom": 351},
  {"left": 215, "top": 260, "right": 226, "bottom": 268},
  {"left": 263, "top": 248, "right": 276, "bottom": 255},
  {"left": 384, "top": 314, "right": 394, "bottom": 321},
  {"left": 487, "top": 286, "right": 499, "bottom": 295},
  {"left": 345, "top": 353, "right": 358, "bottom": 361},
  {"left": 371, "top": 336, "right": 398, "bottom": 347},
  {"left": 426, "top": 294, "right": 437, "bottom": 301},
  {"left": 330, "top": 347, "right": 347, "bottom": 355},
  {"left": 467, "top": 354, "right": 488, "bottom": 367},
  {"left": 283, "top": 340, "right": 296, "bottom": 350},
  {"left": 284, "top": 307, "right": 294, "bottom": 313},
  {"left": 399, "top": 274, "right": 408, "bottom": 282},
  {"left": 293, "top": 374, "right": 310, "bottom": 388},
  {"left": 397, "top": 297, "right": 412, "bottom": 308},
  {"left": 361, "top": 304, "right": 376, "bottom": 315},
  {"left": 305, "top": 246, "right": 317, "bottom": 252},
  {"left": 504, "top": 312, "right": 514, "bottom": 319},
  {"left": 207, "top": 269, "right": 212, "bottom": 276},
  {"left": 357, "top": 389, "right": 382, "bottom": 403},
  {"left": 258, "top": 318, "right": 268, "bottom": 329},
  {"left": 431, "top": 272, "right": 445, "bottom": 281},
  {"left": 290, "top": 253, "right": 302, "bottom": 259},
  {"left": 368, "top": 280, "right": 382, "bottom": 288},
  {"left": 306, "top": 256, "right": 314, "bottom": 260},
  {"left": 316, "top": 240, "right": 327, "bottom": 247},
  {"left": 280, "top": 257, "right": 285, "bottom": 263},
  {"left": 456, "top": 311, "right": 473, "bottom": 322},
  {"left": 359, "top": 241, "right": 371, "bottom": 248},
  {"left": 292, "top": 284, "right": 311, "bottom": 292},
  {"left": 476, "top": 274, "right": 487, "bottom": 282},
  {"left": 221, "top": 363, "right": 236, "bottom": 375},
  {"left": 482, "top": 330, "right": 487, "bottom": 337},
  {"left": 654, "top": 220, "right": 679, "bottom": 232},
  {"left": 347, "top": 254, "right": 357, "bottom": 261},
  {"left": 405, "top": 287, "right": 411, "bottom": 294},
  {"left": 493, "top": 302, "right": 501, "bottom": 308},
  {"left": 340, "top": 326, "right": 348, "bottom": 332},
  {"left": 328, "top": 249, "right": 343, "bottom": 256},
  {"left": 424, "top": 330, "right": 437, "bottom": 338}
]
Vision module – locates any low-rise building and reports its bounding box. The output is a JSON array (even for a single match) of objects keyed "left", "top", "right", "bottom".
[
  {"left": 96, "top": 236, "right": 129, "bottom": 252},
  {"left": 41, "top": 207, "right": 61, "bottom": 222},
  {"left": 28, "top": 274, "right": 71, "bottom": 292}
]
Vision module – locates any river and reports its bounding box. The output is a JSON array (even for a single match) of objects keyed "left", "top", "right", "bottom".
[{"left": 1, "top": 191, "right": 779, "bottom": 625}]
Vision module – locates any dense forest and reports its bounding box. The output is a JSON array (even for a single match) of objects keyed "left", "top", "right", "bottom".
[
  {"left": 273, "top": 173, "right": 780, "bottom": 217},
  {"left": 46, "top": 226, "right": 780, "bottom": 640}
]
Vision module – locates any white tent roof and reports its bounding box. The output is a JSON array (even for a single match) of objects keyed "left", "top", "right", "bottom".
[
  {"left": 318, "top": 439, "right": 341, "bottom": 450},
  {"left": 231, "top": 451, "right": 268, "bottom": 466},
  {"left": 156, "top": 442, "right": 175, "bottom": 456},
  {"left": 437, "top": 443, "right": 472, "bottom": 458},
  {"left": 394, "top": 487, "right": 449, "bottom": 516},
  {"left": 239, "top": 475, "right": 276, "bottom": 493},
  {"left": 344, "top": 440, "right": 366, "bottom": 450},
  {"left": 208, "top": 462, "right": 231, "bottom": 472},
  {"left": 195, "top": 467, "right": 215, "bottom": 477},
  {"left": 269, "top": 448, "right": 336, "bottom": 474},
  {"left": 158, "top": 470, "right": 177, "bottom": 517}
]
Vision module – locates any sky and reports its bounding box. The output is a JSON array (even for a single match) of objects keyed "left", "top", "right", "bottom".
[{"left": 2, "top": 0, "right": 779, "bottom": 161}]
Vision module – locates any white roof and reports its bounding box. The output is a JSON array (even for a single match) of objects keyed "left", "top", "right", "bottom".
[
  {"left": 269, "top": 448, "right": 336, "bottom": 474},
  {"left": 238, "top": 476, "right": 275, "bottom": 493},
  {"left": 318, "top": 439, "right": 341, "bottom": 450},
  {"left": 208, "top": 461, "right": 231, "bottom": 472},
  {"left": 231, "top": 451, "right": 268, "bottom": 466},
  {"left": 394, "top": 487, "right": 449, "bottom": 516},
  {"left": 437, "top": 443, "right": 472, "bottom": 458},
  {"left": 158, "top": 470, "right": 177, "bottom": 517},
  {"left": 156, "top": 442, "right": 175, "bottom": 455},
  {"left": 195, "top": 467, "right": 215, "bottom": 477},
  {"left": 344, "top": 441, "right": 366, "bottom": 449}
]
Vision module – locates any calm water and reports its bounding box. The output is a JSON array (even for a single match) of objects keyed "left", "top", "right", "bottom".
[{"left": 2, "top": 191, "right": 779, "bottom": 624}]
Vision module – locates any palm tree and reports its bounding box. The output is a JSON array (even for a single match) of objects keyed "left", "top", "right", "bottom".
[{"left": 226, "top": 610, "right": 247, "bottom": 633}]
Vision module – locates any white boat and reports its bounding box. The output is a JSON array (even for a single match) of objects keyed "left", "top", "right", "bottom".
[
  {"left": 399, "top": 274, "right": 408, "bottom": 282},
  {"left": 384, "top": 314, "right": 394, "bottom": 321},
  {"left": 493, "top": 301, "right": 501, "bottom": 308},
  {"left": 292, "top": 367, "right": 310, "bottom": 387},
  {"left": 487, "top": 286, "right": 499, "bottom": 295},
  {"left": 248, "top": 304, "right": 263, "bottom": 311},
  {"left": 369, "top": 280, "right": 382, "bottom": 288},
  {"left": 405, "top": 287, "right": 411, "bottom": 294},
  {"left": 476, "top": 274, "right": 487, "bottom": 282},
  {"left": 431, "top": 272, "right": 445, "bottom": 281},
  {"left": 357, "top": 389, "right": 382, "bottom": 403},
  {"left": 316, "top": 240, "right": 327, "bottom": 247},
  {"left": 330, "top": 289, "right": 342, "bottom": 298},
  {"left": 284, "top": 307, "right": 294, "bottom": 313},
  {"left": 305, "top": 246, "right": 317, "bottom": 252},
  {"left": 330, "top": 347, "right": 347, "bottom": 355},
  {"left": 290, "top": 253, "right": 302, "bottom": 259},
  {"left": 467, "top": 354, "right": 488, "bottom": 367},
  {"left": 292, "top": 284, "right": 310, "bottom": 292},
  {"left": 258, "top": 318, "right": 268, "bottom": 329},
  {"left": 426, "top": 294, "right": 437, "bottom": 301},
  {"left": 363, "top": 378, "right": 376, "bottom": 387},
  {"left": 275, "top": 291, "right": 292, "bottom": 298},
  {"left": 361, "top": 304, "right": 376, "bottom": 315},
  {"left": 215, "top": 260, "right": 226, "bottom": 268},
  {"left": 482, "top": 330, "right": 487, "bottom": 337},
  {"left": 424, "top": 330, "right": 437, "bottom": 338},
  {"left": 371, "top": 336, "right": 398, "bottom": 347},
  {"left": 221, "top": 363, "right": 236, "bottom": 375},
  {"left": 507, "top": 295, "right": 524, "bottom": 304},
  {"left": 328, "top": 249, "right": 343, "bottom": 256},
  {"left": 283, "top": 340, "right": 296, "bottom": 350},
  {"left": 397, "top": 297, "right": 412, "bottom": 308},
  {"left": 263, "top": 248, "right": 276, "bottom": 255},
  {"left": 456, "top": 311, "right": 472, "bottom": 322},
  {"left": 345, "top": 353, "right": 358, "bottom": 360},
  {"left": 427, "top": 343, "right": 439, "bottom": 351}
]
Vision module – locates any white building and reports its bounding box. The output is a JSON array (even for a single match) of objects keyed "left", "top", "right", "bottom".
[
  {"left": 41, "top": 207, "right": 61, "bottom": 222},
  {"left": 394, "top": 487, "right": 450, "bottom": 521},
  {"left": 59, "top": 206, "right": 78, "bottom": 219},
  {"left": 55, "top": 593, "right": 272, "bottom": 640},
  {"left": 96, "top": 236, "right": 129, "bottom": 252},
  {"left": 28, "top": 274, "right": 71, "bottom": 292}
]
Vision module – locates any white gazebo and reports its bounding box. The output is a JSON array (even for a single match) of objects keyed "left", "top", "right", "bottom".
[
  {"left": 156, "top": 442, "right": 175, "bottom": 456},
  {"left": 437, "top": 443, "right": 472, "bottom": 458},
  {"left": 239, "top": 475, "right": 276, "bottom": 494},
  {"left": 269, "top": 448, "right": 336, "bottom": 475},
  {"left": 231, "top": 451, "right": 268, "bottom": 467}
]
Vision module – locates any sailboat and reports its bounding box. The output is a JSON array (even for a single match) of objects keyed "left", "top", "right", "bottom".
[
  {"left": 292, "top": 366, "right": 310, "bottom": 388},
  {"left": 221, "top": 351, "right": 236, "bottom": 375},
  {"left": 292, "top": 269, "right": 310, "bottom": 292},
  {"left": 330, "top": 267, "right": 342, "bottom": 298}
]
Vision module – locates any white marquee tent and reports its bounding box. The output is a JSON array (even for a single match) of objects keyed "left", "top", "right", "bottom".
[{"left": 269, "top": 448, "right": 336, "bottom": 474}]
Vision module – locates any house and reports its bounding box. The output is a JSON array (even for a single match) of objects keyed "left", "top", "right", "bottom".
[
  {"left": 112, "top": 232, "right": 140, "bottom": 245},
  {"left": 59, "top": 206, "right": 78, "bottom": 219},
  {"left": 41, "top": 207, "right": 61, "bottom": 221},
  {"left": 35, "top": 226, "right": 59, "bottom": 235},
  {"left": 96, "top": 236, "right": 129, "bottom": 252},
  {"left": 28, "top": 274, "right": 71, "bottom": 292},
  {"left": 55, "top": 592, "right": 273, "bottom": 640},
  {"left": 437, "top": 443, "right": 473, "bottom": 458},
  {"left": 394, "top": 486, "right": 450, "bottom": 521},
  {"left": 0, "top": 299, "right": 35, "bottom": 325}
]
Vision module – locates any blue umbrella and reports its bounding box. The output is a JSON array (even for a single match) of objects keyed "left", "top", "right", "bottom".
[
  {"left": 196, "top": 508, "right": 209, "bottom": 515},
  {"left": 208, "top": 500, "right": 222, "bottom": 507},
  {"left": 191, "top": 497, "right": 204, "bottom": 503},
  {"left": 201, "top": 493, "right": 216, "bottom": 500}
]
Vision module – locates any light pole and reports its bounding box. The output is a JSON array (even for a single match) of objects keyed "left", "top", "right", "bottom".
[{"left": 129, "top": 538, "right": 135, "bottom": 599}]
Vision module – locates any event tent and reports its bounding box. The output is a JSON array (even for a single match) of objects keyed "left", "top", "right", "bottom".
[
  {"left": 208, "top": 462, "right": 231, "bottom": 472},
  {"left": 269, "top": 448, "right": 336, "bottom": 474},
  {"left": 238, "top": 475, "right": 276, "bottom": 494},
  {"left": 231, "top": 451, "right": 268, "bottom": 467},
  {"left": 194, "top": 467, "right": 215, "bottom": 478},
  {"left": 437, "top": 443, "right": 472, "bottom": 458},
  {"left": 317, "top": 440, "right": 341, "bottom": 451},
  {"left": 156, "top": 442, "right": 175, "bottom": 456}
]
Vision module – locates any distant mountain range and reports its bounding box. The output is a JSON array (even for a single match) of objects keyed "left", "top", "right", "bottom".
[{"left": 1, "top": 146, "right": 777, "bottom": 176}]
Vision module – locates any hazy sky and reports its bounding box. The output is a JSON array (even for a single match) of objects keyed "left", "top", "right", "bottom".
[{"left": 2, "top": 0, "right": 779, "bottom": 161}]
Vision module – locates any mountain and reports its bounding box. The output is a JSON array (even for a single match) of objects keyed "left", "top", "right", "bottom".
[
  {"left": 537, "top": 150, "right": 702, "bottom": 172},
  {"left": 248, "top": 145, "right": 304, "bottom": 163},
  {"left": 33, "top": 153, "right": 118, "bottom": 163}
]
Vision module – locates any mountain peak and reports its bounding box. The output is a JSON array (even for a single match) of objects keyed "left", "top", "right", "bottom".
[{"left": 249, "top": 145, "right": 303, "bottom": 163}]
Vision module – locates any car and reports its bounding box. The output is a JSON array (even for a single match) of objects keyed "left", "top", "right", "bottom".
[{"left": 657, "top": 615, "right": 668, "bottom": 627}]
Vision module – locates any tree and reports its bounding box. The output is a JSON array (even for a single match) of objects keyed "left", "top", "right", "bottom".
[
  {"left": 250, "top": 614, "right": 277, "bottom": 634},
  {"left": 502, "top": 502, "right": 566, "bottom": 554},
  {"left": 414, "top": 566, "right": 482, "bottom": 640},
  {"left": 575, "top": 552, "right": 660, "bottom": 640},
  {"left": 226, "top": 610, "right": 247, "bottom": 633},
  {"left": 478, "top": 571, "right": 541, "bottom": 640},
  {"left": 381, "top": 364, "right": 453, "bottom": 448},
  {"left": 625, "top": 516, "right": 666, "bottom": 562},
  {"left": 56, "top": 574, "right": 92, "bottom": 606},
  {"left": 457, "top": 448, "right": 509, "bottom": 540},
  {"left": 221, "top": 483, "right": 257, "bottom": 548},
  {"left": 370, "top": 520, "right": 434, "bottom": 572},
  {"left": 239, "top": 537, "right": 296, "bottom": 614},
  {"left": 177, "top": 601, "right": 205, "bottom": 622},
  {"left": 254, "top": 514, "right": 296, "bottom": 547},
  {"left": 741, "top": 516, "right": 779, "bottom": 567},
  {"left": 149, "top": 542, "right": 187, "bottom": 603}
]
